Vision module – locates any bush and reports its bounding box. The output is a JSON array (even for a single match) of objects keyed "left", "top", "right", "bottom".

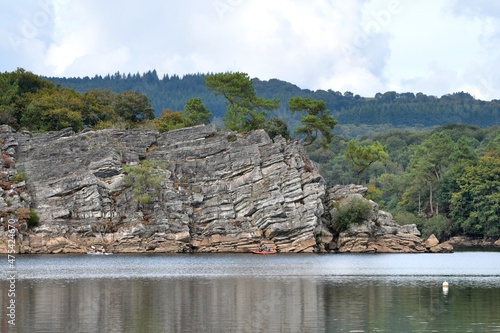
[
  {"left": 421, "top": 215, "right": 452, "bottom": 241},
  {"left": 29, "top": 210, "right": 40, "bottom": 228},
  {"left": 123, "top": 160, "right": 167, "bottom": 208},
  {"left": 15, "top": 208, "right": 39, "bottom": 228},
  {"left": 12, "top": 171, "right": 27, "bottom": 184},
  {"left": 393, "top": 210, "right": 426, "bottom": 226},
  {"left": 332, "top": 197, "right": 373, "bottom": 233}
]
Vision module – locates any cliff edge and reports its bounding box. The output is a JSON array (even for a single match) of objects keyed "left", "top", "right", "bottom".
[{"left": 0, "top": 125, "right": 449, "bottom": 253}]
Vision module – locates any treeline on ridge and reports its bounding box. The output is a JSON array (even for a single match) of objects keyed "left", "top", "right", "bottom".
[
  {"left": 0, "top": 68, "right": 213, "bottom": 132},
  {"left": 46, "top": 70, "right": 500, "bottom": 132}
]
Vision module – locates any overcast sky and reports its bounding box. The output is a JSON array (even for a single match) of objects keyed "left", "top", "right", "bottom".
[{"left": 1, "top": 0, "right": 499, "bottom": 100}]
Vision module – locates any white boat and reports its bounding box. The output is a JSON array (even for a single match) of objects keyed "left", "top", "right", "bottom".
[{"left": 86, "top": 252, "right": 113, "bottom": 255}]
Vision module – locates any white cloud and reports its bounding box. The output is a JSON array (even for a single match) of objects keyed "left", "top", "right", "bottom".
[
  {"left": 383, "top": 0, "right": 500, "bottom": 99},
  {"left": 1, "top": 0, "right": 499, "bottom": 100}
]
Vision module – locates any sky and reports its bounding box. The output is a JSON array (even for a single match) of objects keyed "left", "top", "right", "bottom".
[{"left": 1, "top": 0, "right": 500, "bottom": 100}]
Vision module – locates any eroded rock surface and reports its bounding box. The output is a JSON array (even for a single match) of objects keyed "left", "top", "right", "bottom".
[
  {"left": 323, "top": 185, "right": 427, "bottom": 253},
  {"left": 0, "top": 125, "right": 449, "bottom": 253}
]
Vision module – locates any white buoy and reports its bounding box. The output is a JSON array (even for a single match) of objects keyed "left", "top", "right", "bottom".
[{"left": 442, "top": 281, "right": 449, "bottom": 295}]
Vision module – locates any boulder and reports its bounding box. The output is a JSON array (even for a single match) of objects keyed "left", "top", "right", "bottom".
[
  {"left": 425, "top": 234, "right": 440, "bottom": 248},
  {"left": 428, "top": 241, "right": 454, "bottom": 253}
]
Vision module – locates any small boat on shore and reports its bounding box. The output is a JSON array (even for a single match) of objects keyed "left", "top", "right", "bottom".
[{"left": 252, "top": 250, "right": 277, "bottom": 255}]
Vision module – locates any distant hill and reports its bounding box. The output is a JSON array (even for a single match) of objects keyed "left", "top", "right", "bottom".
[{"left": 47, "top": 72, "right": 500, "bottom": 135}]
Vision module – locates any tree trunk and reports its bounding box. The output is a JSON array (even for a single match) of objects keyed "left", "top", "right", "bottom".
[{"left": 429, "top": 183, "right": 434, "bottom": 216}]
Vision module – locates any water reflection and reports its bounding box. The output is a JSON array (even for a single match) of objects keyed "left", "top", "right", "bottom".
[
  {"left": 2, "top": 276, "right": 499, "bottom": 333},
  {"left": 5, "top": 277, "right": 323, "bottom": 332},
  {"left": 1, "top": 253, "right": 500, "bottom": 332},
  {"left": 320, "top": 281, "right": 500, "bottom": 333}
]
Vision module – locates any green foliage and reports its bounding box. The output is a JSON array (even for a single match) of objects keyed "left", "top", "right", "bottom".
[
  {"left": 46, "top": 72, "right": 499, "bottom": 133},
  {"left": 13, "top": 68, "right": 53, "bottom": 94},
  {"left": 332, "top": 197, "right": 373, "bottom": 233},
  {"left": 82, "top": 89, "right": 118, "bottom": 127},
  {"left": 184, "top": 97, "right": 212, "bottom": 125},
  {"left": 0, "top": 74, "right": 19, "bottom": 128},
  {"left": 486, "top": 134, "right": 500, "bottom": 153},
  {"left": 393, "top": 210, "right": 425, "bottom": 226},
  {"left": 123, "top": 160, "right": 167, "bottom": 207},
  {"left": 28, "top": 210, "right": 40, "bottom": 228},
  {"left": 154, "top": 109, "right": 192, "bottom": 132},
  {"left": 289, "top": 97, "right": 337, "bottom": 148},
  {"left": 114, "top": 90, "right": 155, "bottom": 124},
  {"left": 373, "top": 173, "right": 406, "bottom": 211},
  {"left": 365, "top": 184, "right": 382, "bottom": 203},
  {"left": 205, "top": 72, "right": 279, "bottom": 132},
  {"left": 420, "top": 215, "right": 452, "bottom": 240},
  {"left": 263, "top": 117, "right": 291, "bottom": 140},
  {"left": 0, "top": 69, "right": 54, "bottom": 128},
  {"left": 21, "top": 87, "right": 84, "bottom": 131},
  {"left": 450, "top": 152, "right": 500, "bottom": 237},
  {"left": 330, "top": 124, "right": 499, "bottom": 240},
  {"left": 12, "top": 171, "right": 27, "bottom": 184},
  {"left": 400, "top": 132, "right": 454, "bottom": 216},
  {"left": 0, "top": 69, "right": 157, "bottom": 132},
  {"left": 15, "top": 208, "right": 40, "bottom": 228},
  {"left": 345, "top": 140, "right": 389, "bottom": 184}
]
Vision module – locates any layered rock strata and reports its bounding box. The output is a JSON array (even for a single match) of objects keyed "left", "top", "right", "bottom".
[
  {"left": 322, "top": 185, "right": 453, "bottom": 253},
  {"left": 0, "top": 125, "right": 454, "bottom": 253}
]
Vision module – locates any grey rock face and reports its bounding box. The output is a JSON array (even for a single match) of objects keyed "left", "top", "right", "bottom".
[
  {"left": 0, "top": 125, "right": 439, "bottom": 253},
  {"left": 1, "top": 125, "right": 327, "bottom": 252}
]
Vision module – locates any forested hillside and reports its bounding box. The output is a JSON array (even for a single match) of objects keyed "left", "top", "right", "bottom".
[
  {"left": 47, "top": 72, "right": 500, "bottom": 135},
  {"left": 2, "top": 69, "right": 499, "bottom": 240},
  {"left": 306, "top": 123, "right": 500, "bottom": 240}
]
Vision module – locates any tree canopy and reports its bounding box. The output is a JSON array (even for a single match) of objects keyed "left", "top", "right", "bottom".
[
  {"left": 205, "top": 72, "right": 279, "bottom": 132},
  {"left": 451, "top": 151, "right": 500, "bottom": 237},
  {"left": 0, "top": 69, "right": 156, "bottom": 131},
  {"left": 345, "top": 140, "right": 389, "bottom": 183},
  {"left": 289, "top": 97, "right": 337, "bottom": 148},
  {"left": 183, "top": 97, "right": 212, "bottom": 125}
]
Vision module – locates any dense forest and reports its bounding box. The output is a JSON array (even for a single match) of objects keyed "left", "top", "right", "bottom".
[
  {"left": 47, "top": 71, "right": 500, "bottom": 138},
  {"left": 1, "top": 68, "right": 499, "bottom": 240}
]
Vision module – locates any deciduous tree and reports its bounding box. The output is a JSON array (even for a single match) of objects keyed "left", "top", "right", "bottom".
[
  {"left": 155, "top": 109, "right": 192, "bottom": 132},
  {"left": 451, "top": 151, "right": 500, "bottom": 236},
  {"left": 114, "top": 91, "right": 155, "bottom": 124},
  {"left": 401, "top": 132, "right": 454, "bottom": 216},
  {"left": 21, "top": 87, "right": 84, "bottom": 131},
  {"left": 82, "top": 89, "right": 118, "bottom": 127}
]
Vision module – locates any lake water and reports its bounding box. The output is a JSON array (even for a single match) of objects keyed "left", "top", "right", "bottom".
[{"left": 2, "top": 252, "right": 500, "bottom": 332}]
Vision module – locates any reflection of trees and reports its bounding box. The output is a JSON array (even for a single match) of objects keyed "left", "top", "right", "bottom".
[{"left": 320, "top": 282, "right": 500, "bottom": 332}]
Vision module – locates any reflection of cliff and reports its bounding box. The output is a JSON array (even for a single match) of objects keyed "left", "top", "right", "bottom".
[
  {"left": 8, "top": 278, "right": 325, "bottom": 332},
  {"left": 0, "top": 125, "right": 446, "bottom": 253},
  {"left": 7, "top": 277, "right": 500, "bottom": 331}
]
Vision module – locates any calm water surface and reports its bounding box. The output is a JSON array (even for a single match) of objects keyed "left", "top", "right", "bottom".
[{"left": 2, "top": 252, "right": 500, "bottom": 332}]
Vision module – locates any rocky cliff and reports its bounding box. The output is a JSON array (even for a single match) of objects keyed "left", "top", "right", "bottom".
[{"left": 0, "top": 125, "right": 450, "bottom": 253}]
